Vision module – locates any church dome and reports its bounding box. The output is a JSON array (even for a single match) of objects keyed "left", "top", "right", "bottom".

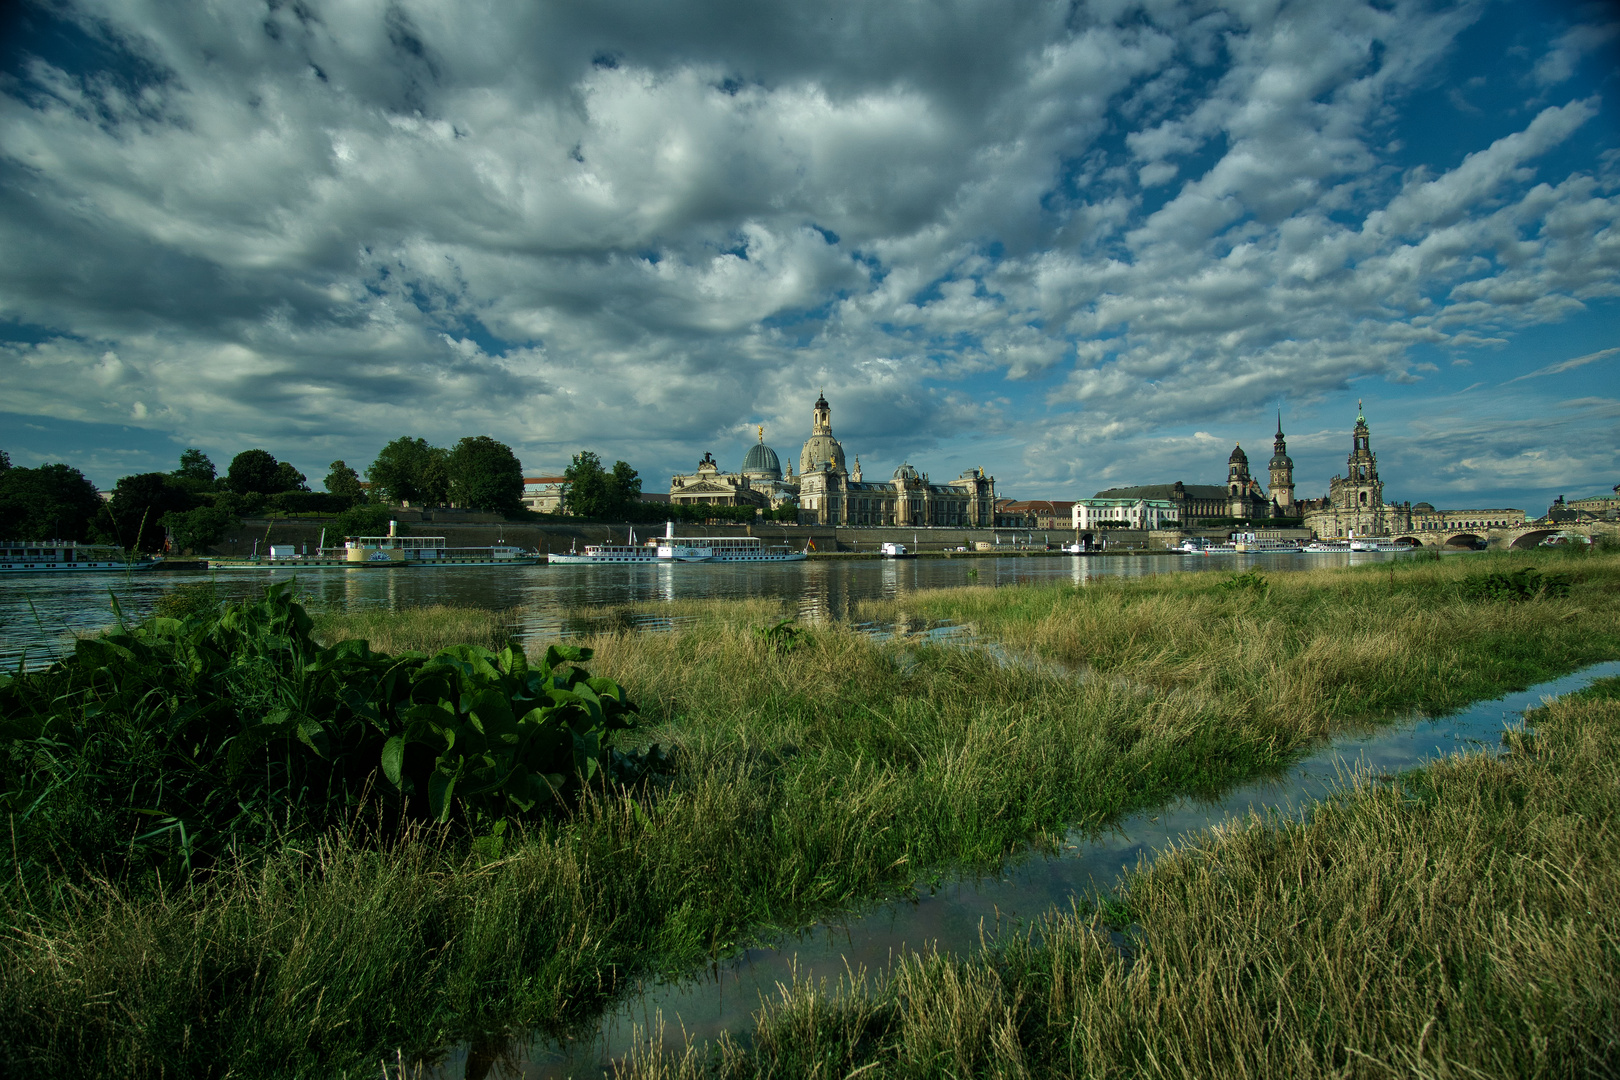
[
  {"left": 742, "top": 441, "right": 782, "bottom": 480},
  {"left": 1229, "top": 444, "right": 1248, "bottom": 465},
  {"left": 800, "top": 434, "right": 846, "bottom": 475},
  {"left": 893, "top": 463, "right": 921, "bottom": 483},
  {"left": 1269, "top": 450, "right": 1293, "bottom": 469}
]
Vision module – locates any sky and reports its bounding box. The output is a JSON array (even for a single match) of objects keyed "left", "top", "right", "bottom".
[{"left": 1, "top": 0, "right": 1617, "bottom": 513}]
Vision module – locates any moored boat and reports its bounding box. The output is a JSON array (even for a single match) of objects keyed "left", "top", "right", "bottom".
[
  {"left": 211, "top": 522, "right": 539, "bottom": 569},
  {"left": 0, "top": 540, "right": 161, "bottom": 574}
]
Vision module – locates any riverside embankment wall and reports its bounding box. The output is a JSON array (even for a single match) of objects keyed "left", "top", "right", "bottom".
[{"left": 205, "top": 518, "right": 1261, "bottom": 559}]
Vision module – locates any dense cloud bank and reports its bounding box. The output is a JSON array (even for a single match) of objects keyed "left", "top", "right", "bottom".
[{"left": 0, "top": 0, "right": 1616, "bottom": 500}]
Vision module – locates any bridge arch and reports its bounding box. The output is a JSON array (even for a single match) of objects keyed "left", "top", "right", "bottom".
[
  {"left": 1444, "top": 533, "right": 1485, "bottom": 550},
  {"left": 1394, "top": 535, "right": 1424, "bottom": 547},
  {"left": 1509, "top": 529, "right": 1559, "bottom": 550}
]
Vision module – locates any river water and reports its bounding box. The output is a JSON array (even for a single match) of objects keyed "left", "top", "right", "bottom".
[
  {"left": 424, "top": 659, "right": 1620, "bottom": 1080},
  {"left": 0, "top": 549, "right": 1414, "bottom": 669}
]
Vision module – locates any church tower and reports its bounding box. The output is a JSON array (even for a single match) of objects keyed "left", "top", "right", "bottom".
[
  {"left": 1268, "top": 411, "right": 1295, "bottom": 512},
  {"left": 1227, "top": 444, "right": 1253, "bottom": 517},
  {"left": 1327, "top": 401, "right": 1386, "bottom": 535}
]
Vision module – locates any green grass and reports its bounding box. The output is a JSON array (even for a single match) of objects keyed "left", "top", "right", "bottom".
[
  {"left": 621, "top": 659, "right": 1620, "bottom": 1078},
  {"left": 4, "top": 552, "right": 1620, "bottom": 1077}
]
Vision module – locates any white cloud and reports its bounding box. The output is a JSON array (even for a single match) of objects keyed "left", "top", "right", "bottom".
[{"left": 0, "top": 0, "right": 1614, "bottom": 505}]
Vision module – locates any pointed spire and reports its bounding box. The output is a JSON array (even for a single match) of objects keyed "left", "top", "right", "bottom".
[{"left": 1276, "top": 409, "right": 1283, "bottom": 438}]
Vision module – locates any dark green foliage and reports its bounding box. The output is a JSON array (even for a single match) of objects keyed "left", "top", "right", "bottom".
[
  {"left": 0, "top": 448, "right": 8, "bottom": 469},
  {"left": 323, "top": 458, "right": 365, "bottom": 500},
  {"left": 262, "top": 490, "right": 353, "bottom": 515},
  {"left": 159, "top": 504, "right": 237, "bottom": 553},
  {"left": 754, "top": 618, "right": 807, "bottom": 654},
  {"left": 1217, "top": 569, "right": 1271, "bottom": 595},
  {"left": 1462, "top": 566, "right": 1572, "bottom": 602},
  {"left": 367, "top": 436, "right": 449, "bottom": 506},
  {"left": 447, "top": 434, "right": 524, "bottom": 514},
  {"left": 0, "top": 462, "right": 103, "bottom": 541},
  {"left": 224, "top": 449, "right": 305, "bottom": 495},
  {"left": 563, "top": 450, "right": 642, "bottom": 519},
  {"left": 171, "top": 448, "right": 217, "bottom": 493},
  {"left": 334, "top": 501, "right": 395, "bottom": 537},
  {"left": 108, "top": 472, "right": 196, "bottom": 552},
  {"left": 272, "top": 460, "right": 308, "bottom": 492},
  {"left": 0, "top": 585, "right": 646, "bottom": 884}
]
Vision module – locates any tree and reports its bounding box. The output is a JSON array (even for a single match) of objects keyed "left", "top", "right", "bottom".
[
  {"left": 562, "top": 451, "right": 610, "bottom": 518},
  {"left": 0, "top": 449, "right": 10, "bottom": 470},
  {"left": 447, "top": 435, "right": 524, "bottom": 515},
  {"left": 0, "top": 463, "right": 103, "bottom": 542},
  {"left": 108, "top": 473, "right": 196, "bottom": 552},
  {"left": 334, "top": 502, "right": 395, "bottom": 538},
  {"left": 225, "top": 450, "right": 281, "bottom": 495},
  {"left": 562, "top": 451, "right": 640, "bottom": 519},
  {"left": 366, "top": 437, "right": 449, "bottom": 506},
  {"left": 172, "top": 448, "right": 217, "bottom": 492},
  {"left": 160, "top": 505, "right": 237, "bottom": 554},
  {"left": 273, "top": 460, "right": 308, "bottom": 493},
  {"left": 324, "top": 460, "right": 366, "bottom": 501}
]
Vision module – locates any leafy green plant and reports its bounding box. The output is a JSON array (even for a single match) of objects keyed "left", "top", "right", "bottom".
[
  {"left": 753, "top": 618, "right": 807, "bottom": 654},
  {"left": 1217, "top": 569, "right": 1270, "bottom": 596},
  {"left": 0, "top": 583, "right": 654, "bottom": 881},
  {"left": 1461, "top": 567, "right": 1571, "bottom": 602}
]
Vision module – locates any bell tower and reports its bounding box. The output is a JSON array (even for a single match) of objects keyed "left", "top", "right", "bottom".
[
  {"left": 812, "top": 390, "right": 832, "bottom": 436},
  {"left": 1268, "top": 411, "right": 1295, "bottom": 512}
]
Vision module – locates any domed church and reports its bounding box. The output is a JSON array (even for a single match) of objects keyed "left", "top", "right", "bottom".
[{"left": 794, "top": 393, "right": 997, "bottom": 527}]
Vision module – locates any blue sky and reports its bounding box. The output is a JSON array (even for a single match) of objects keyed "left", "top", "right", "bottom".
[{"left": 1, "top": 0, "right": 1616, "bottom": 513}]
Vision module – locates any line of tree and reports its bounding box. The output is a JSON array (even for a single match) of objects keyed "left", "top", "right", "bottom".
[{"left": 1, "top": 433, "right": 529, "bottom": 554}]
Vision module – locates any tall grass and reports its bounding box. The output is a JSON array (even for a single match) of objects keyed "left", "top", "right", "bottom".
[
  {"left": 622, "top": 677, "right": 1620, "bottom": 1078},
  {"left": 312, "top": 603, "right": 522, "bottom": 654},
  {"left": 3, "top": 554, "right": 1620, "bottom": 1077}
]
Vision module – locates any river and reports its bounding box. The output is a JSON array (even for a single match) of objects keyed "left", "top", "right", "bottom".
[{"left": 0, "top": 550, "right": 1418, "bottom": 669}]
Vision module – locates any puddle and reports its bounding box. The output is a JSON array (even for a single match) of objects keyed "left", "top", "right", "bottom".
[{"left": 423, "top": 660, "right": 1620, "bottom": 1079}]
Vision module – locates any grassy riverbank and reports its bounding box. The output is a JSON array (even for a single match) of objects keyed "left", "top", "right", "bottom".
[
  {"left": 3, "top": 551, "right": 1618, "bottom": 1077},
  {"left": 623, "top": 675, "right": 1620, "bottom": 1079}
]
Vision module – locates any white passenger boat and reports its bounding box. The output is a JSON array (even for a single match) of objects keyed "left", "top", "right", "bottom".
[
  {"left": 1349, "top": 537, "right": 1416, "bottom": 553},
  {"left": 0, "top": 540, "right": 160, "bottom": 574},
  {"left": 879, "top": 542, "right": 915, "bottom": 559},
  {"left": 1232, "top": 533, "right": 1303, "bottom": 553},
  {"left": 211, "top": 523, "right": 539, "bottom": 569},
  {"left": 1303, "top": 540, "right": 1352, "bottom": 553},
  {"left": 547, "top": 523, "right": 808, "bottom": 564}
]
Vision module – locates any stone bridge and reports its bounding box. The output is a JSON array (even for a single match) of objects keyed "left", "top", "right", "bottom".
[{"left": 1395, "top": 521, "right": 1618, "bottom": 551}]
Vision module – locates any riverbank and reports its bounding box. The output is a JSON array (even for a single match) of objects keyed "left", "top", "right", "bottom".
[
  {"left": 622, "top": 674, "right": 1620, "bottom": 1078},
  {"left": 3, "top": 549, "right": 1618, "bottom": 1077}
]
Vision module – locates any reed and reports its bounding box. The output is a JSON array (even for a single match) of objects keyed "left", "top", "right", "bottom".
[
  {"left": 3, "top": 553, "right": 1619, "bottom": 1077},
  {"left": 621, "top": 676, "right": 1620, "bottom": 1078}
]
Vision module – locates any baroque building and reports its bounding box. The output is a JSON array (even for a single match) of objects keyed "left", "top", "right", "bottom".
[
  {"left": 1301, "top": 404, "right": 1413, "bottom": 537},
  {"left": 794, "top": 394, "right": 997, "bottom": 526},
  {"left": 668, "top": 453, "right": 768, "bottom": 509}
]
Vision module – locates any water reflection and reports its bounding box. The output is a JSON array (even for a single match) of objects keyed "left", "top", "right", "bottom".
[{"left": 1, "top": 550, "right": 1406, "bottom": 669}]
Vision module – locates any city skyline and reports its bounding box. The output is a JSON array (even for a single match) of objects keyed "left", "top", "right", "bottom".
[{"left": 2, "top": 0, "right": 1617, "bottom": 511}]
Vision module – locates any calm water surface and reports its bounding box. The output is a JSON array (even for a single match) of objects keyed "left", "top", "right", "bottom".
[{"left": 1, "top": 550, "right": 1412, "bottom": 668}]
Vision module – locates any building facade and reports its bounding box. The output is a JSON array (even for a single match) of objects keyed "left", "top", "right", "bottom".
[
  {"left": 668, "top": 453, "right": 768, "bottom": 509},
  {"left": 1072, "top": 497, "right": 1178, "bottom": 530},
  {"left": 1301, "top": 405, "right": 1414, "bottom": 537},
  {"left": 521, "top": 476, "right": 567, "bottom": 513},
  {"left": 793, "top": 394, "right": 998, "bottom": 526},
  {"left": 1407, "top": 504, "right": 1525, "bottom": 535},
  {"left": 998, "top": 500, "right": 1077, "bottom": 530}
]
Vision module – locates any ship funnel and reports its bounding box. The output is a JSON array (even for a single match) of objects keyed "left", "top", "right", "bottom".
[
  {"left": 389, "top": 520, "right": 398, "bottom": 537},
  {"left": 666, "top": 520, "right": 675, "bottom": 538}
]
